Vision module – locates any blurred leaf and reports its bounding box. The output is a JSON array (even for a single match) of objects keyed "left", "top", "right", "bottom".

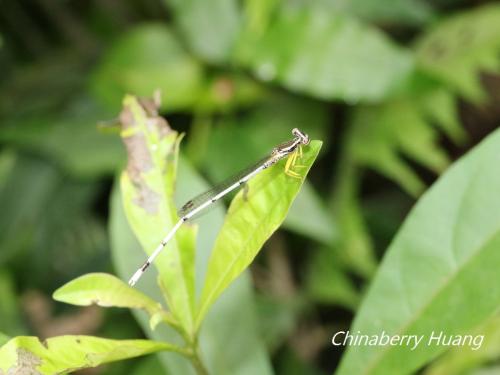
[
  {"left": 91, "top": 24, "right": 205, "bottom": 112},
  {"left": 0, "top": 270, "right": 26, "bottom": 337},
  {"left": 348, "top": 95, "right": 450, "bottom": 196},
  {"left": 330, "top": 157, "right": 377, "bottom": 277},
  {"left": 132, "top": 355, "right": 168, "bottom": 375},
  {"left": 256, "top": 295, "right": 302, "bottom": 352},
  {"left": 197, "top": 141, "right": 322, "bottom": 327},
  {"left": 363, "top": 189, "right": 415, "bottom": 251},
  {"left": 242, "top": 0, "right": 280, "bottom": 37},
  {"left": 316, "top": 0, "right": 434, "bottom": 25},
  {"left": 285, "top": 182, "right": 337, "bottom": 245},
  {"left": 416, "top": 4, "right": 500, "bottom": 101},
  {"left": 0, "top": 52, "right": 87, "bottom": 119},
  {"left": 0, "top": 153, "right": 109, "bottom": 290},
  {"left": 0, "top": 149, "right": 16, "bottom": 186},
  {"left": 0, "top": 333, "right": 9, "bottom": 347},
  {"left": 110, "top": 166, "right": 274, "bottom": 375},
  {"left": 276, "top": 348, "right": 326, "bottom": 375},
  {"left": 196, "top": 277, "right": 275, "bottom": 375},
  {"left": 118, "top": 96, "right": 195, "bottom": 334},
  {"left": 28, "top": 184, "right": 108, "bottom": 286},
  {"left": 53, "top": 273, "right": 171, "bottom": 330},
  {"left": 418, "top": 86, "right": 465, "bottom": 144},
  {"left": 306, "top": 247, "right": 360, "bottom": 310},
  {"left": 0, "top": 336, "right": 183, "bottom": 374},
  {"left": 0, "top": 96, "right": 123, "bottom": 178},
  {"left": 470, "top": 366, "right": 500, "bottom": 375},
  {"left": 235, "top": 4, "right": 414, "bottom": 102},
  {"left": 336, "top": 128, "right": 500, "bottom": 375},
  {"left": 0, "top": 155, "right": 56, "bottom": 266},
  {"left": 165, "top": 0, "right": 242, "bottom": 63},
  {"left": 423, "top": 314, "right": 500, "bottom": 375},
  {"left": 333, "top": 83, "right": 464, "bottom": 275},
  {"left": 194, "top": 73, "right": 265, "bottom": 114}
]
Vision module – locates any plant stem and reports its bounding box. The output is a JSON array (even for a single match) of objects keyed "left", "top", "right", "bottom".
[
  {"left": 157, "top": 300, "right": 208, "bottom": 374},
  {"left": 190, "top": 348, "right": 209, "bottom": 375}
]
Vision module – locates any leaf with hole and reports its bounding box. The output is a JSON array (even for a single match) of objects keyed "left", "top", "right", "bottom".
[{"left": 0, "top": 336, "right": 183, "bottom": 374}]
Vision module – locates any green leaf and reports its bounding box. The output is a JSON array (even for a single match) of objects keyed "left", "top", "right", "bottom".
[
  {"left": 0, "top": 270, "right": 26, "bottom": 337},
  {"left": 277, "top": 348, "right": 325, "bottom": 375},
  {"left": 194, "top": 73, "right": 265, "bottom": 114},
  {"left": 118, "top": 95, "right": 196, "bottom": 334},
  {"left": 0, "top": 333, "right": 9, "bottom": 347},
  {"left": 131, "top": 356, "right": 169, "bottom": 375},
  {"left": 0, "top": 52, "right": 87, "bottom": 120},
  {"left": 91, "top": 24, "right": 205, "bottom": 112},
  {"left": 0, "top": 336, "right": 183, "bottom": 374},
  {"left": 0, "top": 96, "right": 123, "bottom": 178},
  {"left": 197, "top": 140, "right": 322, "bottom": 327},
  {"left": 348, "top": 96, "right": 450, "bottom": 196},
  {"left": 53, "top": 273, "right": 170, "bottom": 330},
  {"left": 318, "top": 0, "right": 434, "bottom": 25},
  {"left": 202, "top": 93, "right": 334, "bottom": 244},
  {"left": 336, "top": 128, "right": 500, "bottom": 375},
  {"left": 255, "top": 294, "right": 303, "bottom": 352},
  {"left": 424, "top": 314, "right": 500, "bottom": 375},
  {"left": 416, "top": 4, "right": 500, "bottom": 101},
  {"left": 110, "top": 164, "right": 273, "bottom": 375},
  {"left": 0, "top": 154, "right": 109, "bottom": 289},
  {"left": 110, "top": 184, "right": 195, "bottom": 375},
  {"left": 418, "top": 86, "right": 465, "bottom": 144},
  {"left": 330, "top": 157, "right": 377, "bottom": 277},
  {"left": 306, "top": 247, "right": 360, "bottom": 310},
  {"left": 286, "top": 182, "right": 338, "bottom": 245},
  {"left": 471, "top": 367, "right": 500, "bottom": 375},
  {"left": 165, "top": 0, "right": 242, "bottom": 63},
  {"left": 235, "top": 4, "right": 413, "bottom": 102}
]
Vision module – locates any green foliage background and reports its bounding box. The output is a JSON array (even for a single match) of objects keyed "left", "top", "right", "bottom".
[{"left": 1, "top": 0, "right": 500, "bottom": 374}]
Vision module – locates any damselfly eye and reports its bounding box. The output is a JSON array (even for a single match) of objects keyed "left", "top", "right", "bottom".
[{"left": 292, "top": 128, "right": 310, "bottom": 145}]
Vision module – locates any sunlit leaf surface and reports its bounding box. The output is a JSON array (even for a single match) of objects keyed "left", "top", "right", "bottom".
[
  {"left": 53, "top": 273, "right": 169, "bottom": 329},
  {"left": 197, "top": 140, "right": 322, "bottom": 326},
  {"left": 0, "top": 336, "right": 181, "bottom": 374},
  {"left": 236, "top": 4, "right": 413, "bottom": 102}
]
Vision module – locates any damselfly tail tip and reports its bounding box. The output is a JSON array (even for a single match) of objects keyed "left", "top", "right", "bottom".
[
  {"left": 128, "top": 260, "right": 151, "bottom": 286},
  {"left": 128, "top": 269, "right": 143, "bottom": 287}
]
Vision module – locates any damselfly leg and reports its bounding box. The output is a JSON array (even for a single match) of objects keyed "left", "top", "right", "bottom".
[{"left": 284, "top": 146, "right": 307, "bottom": 179}]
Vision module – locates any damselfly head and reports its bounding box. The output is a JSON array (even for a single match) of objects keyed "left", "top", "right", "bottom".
[{"left": 292, "top": 128, "right": 310, "bottom": 145}]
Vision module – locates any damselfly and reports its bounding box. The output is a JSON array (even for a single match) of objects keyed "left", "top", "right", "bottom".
[{"left": 128, "top": 128, "right": 310, "bottom": 286}]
